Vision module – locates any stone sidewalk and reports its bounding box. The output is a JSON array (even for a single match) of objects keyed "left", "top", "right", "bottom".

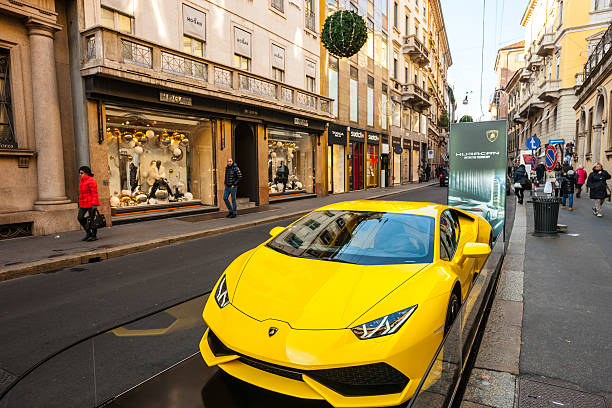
[
  {"left": 0, "top": 182, "right": 437, "bottom": 281},
  {"left": 462, "top": 193, "right": 612, "bottom": 407}
]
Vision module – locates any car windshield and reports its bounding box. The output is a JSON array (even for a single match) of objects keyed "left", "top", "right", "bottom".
[{"left": 267, "top": 210, "right": 435, "bottom": 265}]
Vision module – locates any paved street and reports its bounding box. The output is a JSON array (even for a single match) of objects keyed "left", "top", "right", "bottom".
[{"left": 0, "top": 185, "right": 447, "bottom": 404}]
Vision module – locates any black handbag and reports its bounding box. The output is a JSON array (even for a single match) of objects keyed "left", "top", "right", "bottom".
[{"left": 88, "top": 209, "right": 107, "bottom": 229}]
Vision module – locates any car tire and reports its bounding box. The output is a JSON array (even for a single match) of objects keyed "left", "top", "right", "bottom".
[{"left": 444, "top": 291, "right": 460, "bottom": 336}]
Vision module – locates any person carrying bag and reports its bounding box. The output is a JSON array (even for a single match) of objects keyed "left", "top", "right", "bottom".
[{"left": 77, "top": 166, "right": 102, "bottom": 241}]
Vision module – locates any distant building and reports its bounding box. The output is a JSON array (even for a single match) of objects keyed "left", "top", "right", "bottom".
[
  {"left": 516, "top": 0, "right": 612, "bottom": 164},
  {"left": 574, "top": 24, "right": 612, "bottom": 170},
  {"left": 490, "top": 41, "right": 524, "bottom": 120}
]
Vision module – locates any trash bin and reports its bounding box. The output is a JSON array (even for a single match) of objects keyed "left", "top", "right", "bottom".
[{"left": 532, "top": 196, "right": 561, "bottom": 233}]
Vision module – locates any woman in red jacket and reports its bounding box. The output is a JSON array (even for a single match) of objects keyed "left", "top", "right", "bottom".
[
  {"left": 574, "top": 165, "right": 588, "bottom": 198},
  {"left": 78, "top": 166, "right": 101, "bottom": 241}
]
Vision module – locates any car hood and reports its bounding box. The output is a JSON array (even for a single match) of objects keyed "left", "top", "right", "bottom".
[{"left": 231, "top": 246, "right": 426, "bottom": 330}]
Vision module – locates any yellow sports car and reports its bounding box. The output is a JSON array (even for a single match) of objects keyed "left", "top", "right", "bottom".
[{"left": 200, "top": 201, "right": 491, "bottom": 407}]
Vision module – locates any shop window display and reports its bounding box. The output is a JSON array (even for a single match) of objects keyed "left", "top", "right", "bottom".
[
  {"left": 105, "top": 107, "right": 215, "bottom": 210},
  {"left": 268, "top": 128, "right": 315, "bottom": 195},
  {"left": 367, "top": 144, "right": 379, "bottom": 188}
]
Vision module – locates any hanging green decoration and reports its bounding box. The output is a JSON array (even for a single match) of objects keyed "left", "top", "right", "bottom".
[{"left": 321, "top": 10, "right": 368, "bottom": 58}]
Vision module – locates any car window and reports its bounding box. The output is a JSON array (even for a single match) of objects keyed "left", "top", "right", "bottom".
[
  {"left": 267, "top": 210, "right": 435, "bottom": 265},
  {"left": 440, "top": 211, "right": 458, "bottom": 260}
]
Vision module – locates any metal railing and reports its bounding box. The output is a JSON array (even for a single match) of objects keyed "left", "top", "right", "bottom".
[
  {"left": 121, "top": 39, "right": 152, "bottom": 68},
  {"left": 162, "top": 52, "right": 207, "bottom": 80},
  {"left": 271, "top": 0, "right": 284, "bottom": 13},
  {"left": 583, "top": 23, "right": 612, "bottom": 85},
  {"left": 81, "top": 27, "right": 333, "bottom": 117}
]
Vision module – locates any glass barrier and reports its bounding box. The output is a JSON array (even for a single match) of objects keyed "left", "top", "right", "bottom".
[
  {"left": 0, "top": 295, "right": 207, "bottom": 408},
  {"left": 407, "top": 237, "right": 505, "bottom": 408}
]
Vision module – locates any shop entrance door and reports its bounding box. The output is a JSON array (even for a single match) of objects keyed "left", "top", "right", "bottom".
[
  {"left": 351, "top": 142, "right": 364, "bottom": 190},
  {"left": 234, "top": 123, "right": 258, "bottom": 204}
]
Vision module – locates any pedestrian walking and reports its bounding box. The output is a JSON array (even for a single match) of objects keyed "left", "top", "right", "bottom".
[
  {"left": 418, "top": 166, "right": 424, "bottom": 183},
  {"left": 77, "top": 166, "right": 100, "bottom": 241},
  {"left": 513, "top": 164, "right": 528, "bottom": 204},
  {"left": 223, "top": 158, "right": 242, "bottom": 218},
  {"left": 425, "top": 164, "right": 431, "bottom": 181},
  {"left": 553, "top": 162, "right": 563, "bottom": 197},
  {"left": 587, "top": 162, "right": 611, "bottom": 217},
  {"left": 574, "top": 165, "right": 587, "bottom": 198},
  {"left": 535, "top": 163, "right": 546, "bottom": 185},
  {"left": 560, "top": 169, "right": 576, "bottom": 211}
]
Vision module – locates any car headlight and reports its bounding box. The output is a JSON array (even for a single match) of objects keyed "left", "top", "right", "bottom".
[
  {"left": 215, "top": 275, "right": 229, "bottom": 308},
  {"left": 351, "top": 306, "right": 417, "bottom": 339}
]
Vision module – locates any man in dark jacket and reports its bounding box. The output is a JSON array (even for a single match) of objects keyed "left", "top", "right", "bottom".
[
  {"left": 513, "top": 164, "right": 528, "bottom": 204},
  {"left": 560, "top": 169, "right": 576, "bottom": 211},
  {"left": 223, "top": 158, "right": 242, "bottom": 218},
  {"left": 587, "top": 163, "right": 611, "bottom": 217}
]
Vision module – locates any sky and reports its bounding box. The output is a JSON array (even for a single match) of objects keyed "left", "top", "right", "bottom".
[{"left": 440, "top": 0, "right": 527, "bottom": 121}]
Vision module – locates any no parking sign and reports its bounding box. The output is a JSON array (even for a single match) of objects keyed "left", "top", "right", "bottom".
[{"left": 545, "top": 145, "right": 557, "bottom": 171}]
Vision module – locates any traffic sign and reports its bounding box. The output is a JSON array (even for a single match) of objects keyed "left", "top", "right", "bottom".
[
  {"left": 427, "top": 149, "right": 434, "bottom": 159},
  {"left": 549, "top": 139, "right": 565, "bottom": 144},
  {"left": 526, "top": 136, "right": 540, "bottom": 150},
  {"left": 545, "top": 145, "right": 557, "bottom": 171}
]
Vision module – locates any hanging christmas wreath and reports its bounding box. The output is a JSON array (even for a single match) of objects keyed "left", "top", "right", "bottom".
[{"left": 321, "top": 10, "right": 368, "bottom": 58}]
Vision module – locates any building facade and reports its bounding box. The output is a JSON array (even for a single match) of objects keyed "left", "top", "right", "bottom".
[
  {"left": 516, "top": 0, "right": 611, "bottom": 164},
  {"left": 320, "top": 0, "right": 451, "bottom": 193},
  {"left": 79, "top": 0, "right": 332, "bottom": 225},
  {"left": 490, "top": 40, "right": 524, "bottom": 120},
  {"left": 574, "top": 23, "right": 612, "bottom": 171},
  {"left": 0, "top": 0, "right": 80, "bottom": 237}
]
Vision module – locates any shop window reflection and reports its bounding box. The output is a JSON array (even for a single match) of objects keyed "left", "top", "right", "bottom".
[
  {"left": 267, "top": 128, "right": 315, "bottom": 196},
  {"left": 105, "top": 107, "right": 215, "bottom": 212}
]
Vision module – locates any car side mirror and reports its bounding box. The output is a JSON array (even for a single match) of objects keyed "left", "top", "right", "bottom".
[
  {"left": 462, "top": 243, "right": 491, "bottom": 258},
  {"left": 269, "top": 226, "right": 285, "bottom": 238}
]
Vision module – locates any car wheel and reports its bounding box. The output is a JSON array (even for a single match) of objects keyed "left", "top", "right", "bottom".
[{"left": 444, "top": 291, "right": 460, "bottom": 336}]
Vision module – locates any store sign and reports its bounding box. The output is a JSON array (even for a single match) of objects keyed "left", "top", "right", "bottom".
[
  {"left": 381, "top": 134, "right": 389, "bottom": 144},
  {"left": 160, "top": 91, "right": 192, "bottom": 106},
  {"left": 328, "top": 124, "right": 347, "bottom": 145},
  {"left": 367, "top": 132, "right": 380, "bottom": 145},
  {"left": 183, "top": 4, "right": 206, "bottom": 40},
  {"left": 101, "top": 0, "right": 133, "bottom": 15},
  {"left": 234, "top": 27, "right": 251, "bottom": 58},
  {"left": 349, "top": 128, "right": 365, "bottom": 142},
  {"left": 412, "top": 142, "right": 420, "bottom": 151},
  {"left": 294, "top": 117, "right": 308, "bottom": 127},
  {"left": 403, "top": 139, "right": 411, "bottom": 149},
  {"left": 448, "top": 120, "right": 508, "bottom": 239},
  {"left": 305, "top": 59, "right": 317, "bottom": 78},
  {"left": 272, "top": 44, "right": 285, "bottom": 70}
]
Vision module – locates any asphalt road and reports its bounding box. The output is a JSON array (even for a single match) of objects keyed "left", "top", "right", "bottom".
[{"left": 0, "top": 185, "right": 447, "bottom": 404}]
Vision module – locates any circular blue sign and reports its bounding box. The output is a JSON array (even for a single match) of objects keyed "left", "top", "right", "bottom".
[
  {"left": 526, "top": 136, "right": 540, "bottom": 150},
  {"left": 545, "top": 145, "right": 557, "bottom": 170}
]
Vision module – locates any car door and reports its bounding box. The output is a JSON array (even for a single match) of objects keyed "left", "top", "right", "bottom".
[{"left": 439, "top": 210, "right": 471, "bottom": 300}]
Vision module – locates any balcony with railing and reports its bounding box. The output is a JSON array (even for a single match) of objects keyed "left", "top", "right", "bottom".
[
  {"left": 580, "top": 24, "right": 612, "bottom": 93},
  {"left": 80, "top": 27, "right": 332, "bottom": 118},
  {"left": 519, "top": 68, "right": 532, "bottom": 83},
  {"left": 518, "top": 93, "right": 545, "bottom": 118},
  {"left": 402, "top": 35, "right": 430, "bottom": 67},
  {"left": 536, "top": 32, "right": 555, "bottom": 57},
  {"left": 537, "top": 79, "right": 561, "bottom": 102},
  {"left": 401, "top": 83, "right": 431, "bottom": 111}
]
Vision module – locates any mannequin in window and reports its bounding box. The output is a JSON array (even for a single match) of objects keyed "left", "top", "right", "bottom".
[
  {"left": 275, "top": 160, "right": 289, "bottom": 192},
  {"left": 148, "top": 161, "right": 173, "bottom": 199}
]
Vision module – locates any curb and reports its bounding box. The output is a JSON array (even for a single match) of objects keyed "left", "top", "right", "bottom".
[{"left": 0, "top": 183, "right": 437, "bottom": 282}]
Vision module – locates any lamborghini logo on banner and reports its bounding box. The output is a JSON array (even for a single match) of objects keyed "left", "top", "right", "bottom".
[{"left": 486, "top": 130, "right": 499, "bottom": 142}]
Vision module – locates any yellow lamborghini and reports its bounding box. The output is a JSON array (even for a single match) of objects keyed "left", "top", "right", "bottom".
[{"left": 200, "top": 200, "right": 491, "bottom": 407}]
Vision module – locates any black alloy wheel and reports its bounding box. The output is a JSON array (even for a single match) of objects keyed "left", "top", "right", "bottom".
[{"left": 444, "top": 292, "right": 460, "bottom": 336}]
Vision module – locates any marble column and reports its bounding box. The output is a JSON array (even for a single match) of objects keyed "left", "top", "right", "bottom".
[{"left": 27, "top": 20, "right": 70, "bottom": 205}]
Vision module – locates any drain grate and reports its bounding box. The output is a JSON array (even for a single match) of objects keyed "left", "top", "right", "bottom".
[{"left": 519, "top": 378, "right": 607, "bottom": 408}]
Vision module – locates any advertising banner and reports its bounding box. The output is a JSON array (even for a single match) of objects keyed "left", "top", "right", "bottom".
[{"left": 449, "top": 120, "right": 507, "bottom": 238}]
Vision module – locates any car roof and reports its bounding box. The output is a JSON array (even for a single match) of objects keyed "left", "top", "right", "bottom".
[{"left": 315, "top": 200, "right": 445, "bottom": 217}]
